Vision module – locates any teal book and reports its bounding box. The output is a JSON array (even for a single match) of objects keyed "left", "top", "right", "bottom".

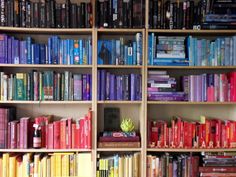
[{"left": 16, "top": 73, "right": 26, "bottom": 100}]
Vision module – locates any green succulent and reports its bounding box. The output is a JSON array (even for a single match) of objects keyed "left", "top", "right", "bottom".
[{"left": 120, "top": 118, "right": 135, "bottom": 132}]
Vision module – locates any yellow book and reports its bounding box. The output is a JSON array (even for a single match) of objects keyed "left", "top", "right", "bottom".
[
  {"left": 62, "top": 154, "right": 69, "bottom": 177},
  {"left": 69, "top": 154, "right": 75, "bottom": 176},
  {"left": 34, "top": 154, "right": 40, "bottom": 177},
  {"left": 17, "top": 161, "right": 22, "bottom": 177},
  {"left": 0, "top": 157, "right": 2, "bottom": 177},
  {"left": 96, "top": 171, "right": 100, "bottom": 177},
  {"left": 133, "top": 153, "right": 140, "bottom": 177},
  {"left": 124, "top": 156, "right": 128, "bottom": 177},
  {"left": 2, "top": 153, "right": 9, "bottom": 177},
  {"left": 23, "top": 153, "right": 32, "bottom": 177},
  {"left": 55, "top": 154, "right": 62, "bottom": 177},
  {"left": 47, "top": 158, "right": 51, "bottom": 177},
  {"left": 9, "top": 156, "right": 16, "bottom": 177},
  {"left": 128, "top": 156, "right": 132, "bottom": 177},
  {"left": 118, "top": 156, "right": 124, "bottom": 177},
  {"left": 42, "top": 156, "right": 47, "bottom": 177},
  {"left": 50, "top": 155, "right": 56, "bottom": 177},
  {"left": 77, "top": 153, "right": 92, "bottom": 177}
]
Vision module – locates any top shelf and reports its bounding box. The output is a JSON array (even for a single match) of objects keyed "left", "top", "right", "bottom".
[
  {"left": 148, "top": 29, "right": 236, "bottom": 34},
  {"left": 0, "top": 27, "right": 93, "bottom": 34}
]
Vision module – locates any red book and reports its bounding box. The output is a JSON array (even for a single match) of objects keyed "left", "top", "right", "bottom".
[
  {"left": 67, "top": 118, "right": 72, "bottom": 149},
  {"left": 200, "top": 173, "right": 236, "bottom": 177},
  {"left": 230, "top": 121, "right": 236, "bottom": 148},
  {"left": 215, "top": 120, "right": 222, "bottom": 147},
  {"left": 210, "top": 120, "right": 217, "bottom": 147},
  {"left": 221, "top": 123, "right": 227, "bottom": 148},
  {"left": 205, "top": 119, "right": 210, "bottom": 147},
  {"left": 47, "top": 124, "right": 54, "bottom": 149},
  {"left": 16, "top": 123, "right": 20, "bottom": 148},
  {"left": 79, "top": 118, "right": 85, "bottom": 149},
  {"left": 53, "top": 121, "right": 60, "bottom": 149},
  {"left": 7, "top": 122, "right": 10, "bottom": 148},
  {"left": 72, "top": 123, "right": 76, "bottom": 148},
  {"left": 150, "top": 121, "right": 158, "bottom": 146},
  {"left": 75, "top": 121, "right": 81, "bottom": 148},
  {"left": 28, "top": 121, "right": 34, "bottom": 148},
  {"left": 99, "top": 136, "right": 140, "bottom": 142},
  {"left": 60, "top": 119, "right": 67, "bottom": 149},
  {"left": 229, "top": 72, "right": 236, "bottom": 101},
  {"left": 87, "top": 111, "right": 92, "bottom": 149},
  {"left": 10, "top": 121, "right": 18, "bottom": 149},
  {"left": 226, "top": 121, "right": 231, "bottom": 148},
  {"left": 207, "top": 86, "right": 215, "bottom": 102},
  {"left": 199, "top": 167, "right": 236, "bottom": 173},
  {"left": 35, "top": 116, "right": 48, "bottom": 148},
  {"left": 20, "top": 117, "right": 30, "bottom": 149}
]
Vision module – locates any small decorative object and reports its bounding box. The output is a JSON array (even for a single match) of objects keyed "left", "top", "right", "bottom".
[
  {"left": 120, "top": 118, "right": 135, "bottom": 132},
  {"left": 33, "top": 124, "right": 42, "bottom": 149}
]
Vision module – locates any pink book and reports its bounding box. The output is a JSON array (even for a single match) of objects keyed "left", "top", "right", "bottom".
[
  {"left": 207, "top": 86, "right": 215, "bottom": 102},
  {"left": 67, "top": 118, "right": 72, "bottom": 149},
  {"left": 47, "top": 124, "right": 54, "bottom": 149},
  {"left": 10, "top": 121, "right": 18, "bottom": 149}
]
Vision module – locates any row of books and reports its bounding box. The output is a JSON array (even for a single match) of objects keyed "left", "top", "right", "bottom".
[
  {"left": 97, "top": 33, "right": 143, "bottom": 65},
  {"left": 0, "top": 107, "right": 92, "bottom": 149},
  {"left": 0, "top": 71, "right": 92, "bottom": 101},
  {"left": 200, "top": 152, "right": 236, "bottom": 176},
  {"left": 0, "top": 0, "right": 92, "bottom": 28},
  {"left": 95, "top": 0, "right": 145, "bottom": 28},
  {"left": 148, "top": 34, "right": 236, "bottom": 66},
  {"left": 147, "top": 154, "right": 199, "bottom": 177},
  {"left": 0, "top": 34, "right": 92, "bottom": 65},
  {"left": 148, "top": 115, "right": 236, "bottom": 149},
  {"left": 0, "top": 152, "right": 92, "bottom": 177},
  {"left": 96, "top": 153, "right": 140, "bottom": 177},
  {"left": 97, "top": 70, "right": 142, "bottom": 101},
  {"left": 149, "top": 0, "right": 202, "bottom": 29},
  {"left": 148, "top": 35, "right": 187, "bottom": 66}
]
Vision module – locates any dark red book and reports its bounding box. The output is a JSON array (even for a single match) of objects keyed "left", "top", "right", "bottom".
[
  {"left": 99, "top": 136, "right": 140, "bottom": 142},
  {"left": 10, "top": 120, "right": 18, "bottom": 149},
  {"left": 20, "top": 117, "right": 30, "bottom": 149},
  {"left": 200, "top": 173, "right": 236, "bottom": 177},
  {"left": 53, "top": 121, "right": 60, "bottom": 149},
  {"left": 199, "top": 167, "right": 236, "bottom": 173},
  {"left": 7, "top": 122, "right": 10, "bottom": 148},
  {"left": 72, "top": 123, "right": 76, "bottom": 148},
  {"left": 16, "top": 123, "right": 20, "bottom": 148},
  {"left": 47, "top": 123, "right": 54, "bottom": 149}
]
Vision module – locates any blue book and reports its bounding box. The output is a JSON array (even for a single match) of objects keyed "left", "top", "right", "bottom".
[
  {"left": 59, "top": 40, "right": 63, "bottom": 64},
  {"left": 82, "top": 40, "right": 86, "bottom": 64},
  {"left": 14, "top": 39, "right": 20, "bottom": 64},
  {"left": 151, "top": 33, "right": 155, "bottom": 66},
  {"left": 101, "top": 70, "right": 106, "bottom": 100},
  {"left": 88, "top": 38, "right": 92, "bottom": 65},
  {"left": 98, "top": 40, "right": 111, "bottom": 65},
  {"left": 110, "top": 74, "right": 115, "bottom": 100},
  {"left": 116, "top": 76, "right": 121, "bottom": 100},
  {"left": 127, "top": 43, "right": 133, "bottom": 65},
  {"left": 124, "top": 45, "right": 128, "bottom": 65},
  {"left": 7, "top": 37, "right": 12, "bottom": 64},
  {"left": 132, "top": 41, "right": 137, "bottom": 65},
  {"left": 73, "top": 40, "right": 79, "bottom": 64},
  {"left": 148, "top": 34, "right": 152, "bottom": 65},
  {"left": 63, "top": 40, "right": 67, "bottom": 64},
  {"left": 79, "top": 39, "right": 83, "bottom": 65},
  {"left": 3, "top": 35, "right": 7, "bottom": 63},
  {"left": 0, "top": 34, "right": 5, "bottom": 63},
  {"left": 234, "top": 36, "right": 236, "bottom": 65},
  {"left": 26, "top": 37, "right": 32, "bottom": 64},
  {"left": 153, "top": 62, "right": 189, "bottom": 66},
  {"left": 225, "top": 37, "right": 230, "bottom": 66},
  {"left": 40, "top": 44, "right": 46, "bottom": 64},
  {"left": 97, "top": 70, "right": 101, "bottom": 100},
  {"left": 20, "top": 41, "right": 27, "bottom": 64},
  {"left": 130, "top": 74, "right": 136, "bottom": 101},
  {"left": 111, "top": 40, "right": 116, "bottom": 65},
  {"left": 53, "top": 36, "right": 59, "bottom": 64},
  {"left": 187, "top": 36, "right": 193, "bottom": 66},
  {"left": 115, "top": 40, "right": 121, "bottom": 65},
  {"left": 66, "top": 39, "right": 70, "bottom": 65},
  {"left": 33, "top": 44, "right": 40, "bottom": 64},
  {"left": 69, "top": 39, "right": 74, "bottom": 65}
]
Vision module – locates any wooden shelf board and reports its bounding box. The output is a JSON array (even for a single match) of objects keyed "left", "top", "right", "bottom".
[
  {"left": 147, "top": 101, "right": 236, "bottom": 105},
  {"left": 0, "top": 149, "right": 92, "bottom": 153},
  {"left": 147, "top": 148, "right": 236, "bottom": 152},
  {"left": 0, "top": 64, "right": 92, "bottom": 68},
  {"left": 97, "top": 28, "right": 144, "bottom": 33},
  {"left": 0, "top": 101, "right": 92, "bottom": 104},
  {"left": 97, "top": 65, "right": 143, "bottom": 69},
  {"left": 148, "top": 66, "right": 236, "bottom": 69},
  {"left": 97, "top": 101, "right": 142, "bottom": 104},
  {"left": 97, "top": 148, "right": 141, "bottom": 152},
  {"left": 148, "top": 29, "right": 236, "bottom": 34},
  {"left": 0, "top": 27, "right": 93, "bottom": 34}
]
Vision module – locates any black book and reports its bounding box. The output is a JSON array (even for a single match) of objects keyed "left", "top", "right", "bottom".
[
  {"left": 77, "top": 5, "right": 81, "bottom": 27},
  {"left": 55, "top": 3, "right": 61, "bottom": 28},
  {"left": 25, "top": 0, "right": 30, "bottom": 27},
  {"left": 65, "top": 0, "right": 70, "bottom": 28},
  {"left": 14, "top": 0, "right": 19, "bottom": 27},
  {"left": 33, "top": 2, "right": 39, "bottom": 27},
  {"left": 108, "top": 0, "right": 113, "bottom": 27},
  {"left": 61, "top": 3, "right": 66, "bottom": 28},
  {"left": 20, "top": 0, "right": 26, "bottom": 27},
  {"left": 179, "top": 2, "right": 184, "bottom": 29},
  {"left": 103, "top": 0, "right": 108, "bottom": 27},
  {"left": 45, "top": 0, "right": 50, "bottom": 28},
  {"left": 112, "top": 0, "right": 118, "bottom": 27},
  {"left": 122, "top": 0, "right": 128, "bottom": 28},
  {"left": 86, "top": 3, "right": 92, "bottom": 28},
  {"left": 39, "top": 0, "right": 46, "bottom": 28},
  {"left": 160, "top": 0, "right": 165, "bottom": 28},
  {"left": 133, "top": 0, "right": 143, "bottom": 28},
  {"left": 0, "top": 0, "right": 6, "bottom": 26},
  {"left": 189, "top": 1, "right": 194, "bottom": 29},
  {"left": 95, "top": 0, "right": 99, "bottom": 27},
  {"left": 164, "top": 1, "right": 170, "bottom": 29},
  {"left": 104, "top": 107, "right": 120, "bottom": 131},
  {"left": 153, "top": 0, "right": 158, "bottom": 28},
  {"left": 80, "top": 2, "right": 86, "bottom": 28},
  {"left": 70, "top": 4, "right": 77, "bottom": 28},
  {"left": 6, "top": 0, "right": 14, "bottom": 27},
  {"left": 183, "top": 1, "right": 187, "bottom": 29},
  {"left": 118, "top": 0, "right": 123, "bottom": 27},
  {"left": 186, "top": 1, "right": 190, "bottom": 29},
  {"left": 50, "top": 0, "right": 55, "bottom": 28},
  {"left": 176, "top": 2, "right": 181, "bottom": 29},
  {"left": 173, "top": 2, "right": 177, "bottom": 29},
  {"left": 149, "top": 0, "right": 153, "bottom": 28},
  {"left": 128, "top": 0, "right": 133, "bottom": 28},
  {"left": 30, "top": 1, "right": 34, "bottom": 27},
  {"left": 85, "top": 3, "right": 90, "bottom": 28},
  {"left": 157, "top": 0, "right": 161, "bottom": 28},
  {"left": 169, "top": 2, "right": 173, "bottom": 29}
]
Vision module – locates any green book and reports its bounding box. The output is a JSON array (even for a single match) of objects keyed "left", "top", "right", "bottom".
[{"left": 16, "top": 73, "right": 26, "bottom": 100}]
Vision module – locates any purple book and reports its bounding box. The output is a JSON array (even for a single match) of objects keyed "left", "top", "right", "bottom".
[
  {"left": 137, "top": 75, "right": 142, "bottom": 100},
  {"left": 0, "top": 34, "right": 5, "bottom": 63},
  {"left": 20, "top": 41, "right": 27, "bottom": 64},
  {"left": 73, "top": 74, "right": 82, "bottom": 100},
  {"left": 189, "top": 75, "right": 194, "bottom": 102},
  {"left": 120, "top": 76, "right": 124, "bottom": 100},
  {"left": 82, "top": 74, "right": 87, "bottom": 100},
  {"left": 13, "top": 39, "right": 20, "bottom": 64},
  {"left": 130, "top": 74, "right": 136, "bottom": 101},
  {"left": 86, "top": 74, "right": 91, "bottom": 100},
  {"left": 7, "top": 36, "right": 12, "bottom": 64},
  {"left": 148, "top": 95, "right": 185, "bottom": 101},
  {"left": 101, "top": 70, "right": 106, "bottom": 100},
  {"left": 202, "top": 74, "right": 207, "bottom": 101},
  {"left": 89, "top": 74, "right": 92, "bottom": 100},
  {"left": 116, "top": 76, "right": 122, "bottom": 100},
  {"left": 97, "top": 70, "right": 101, "bottom": 100},
  {"left": 196, "top": 75, "right": 202, "bottom": 102},
  {"left": 106, "top": 72, "right": 110, "bottom": 100},
  {"left": 110, "top": 74, "right": 115, "bottom": 100},
  {"left": 4, "top": 35, "right": 7, "bottom": 63}
]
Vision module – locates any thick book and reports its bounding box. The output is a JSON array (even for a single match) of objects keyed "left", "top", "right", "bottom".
[
  {"left": 98, "top": 141, "right": 140, "bottom": 148},
  {"left": 99, "top": 136, "right": 140, "bottom": 142}
]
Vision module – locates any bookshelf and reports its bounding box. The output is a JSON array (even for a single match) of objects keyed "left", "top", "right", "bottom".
[{"left": 0, "top": 0, "right": 235, "bottom": 177}]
